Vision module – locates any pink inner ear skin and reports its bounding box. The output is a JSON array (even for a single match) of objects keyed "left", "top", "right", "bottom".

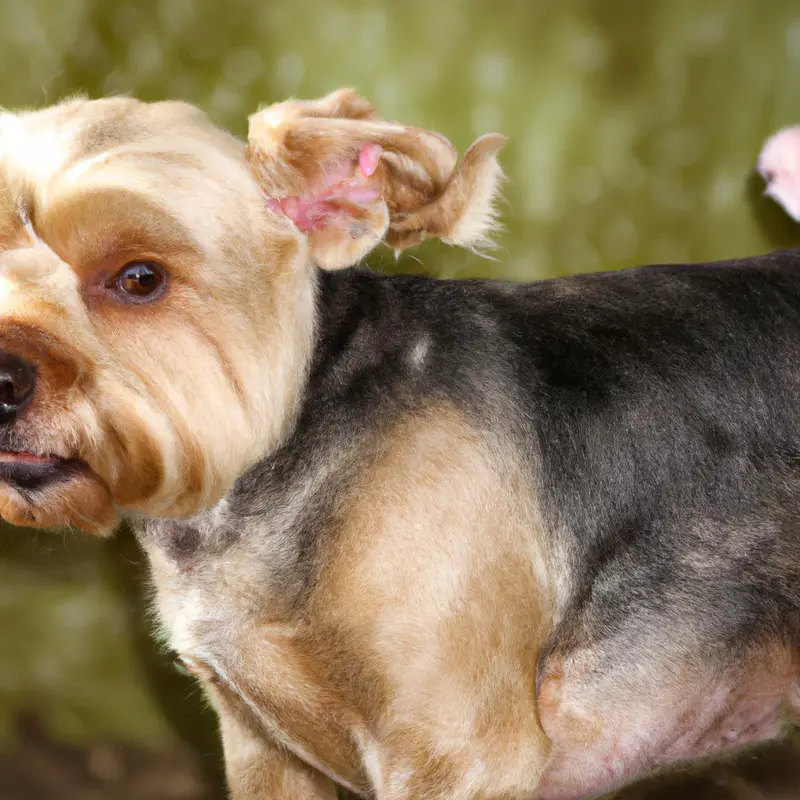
[
  {"left": 268, "top": 144, "right": 384, "bottom": 234},
  {"left": 358, "top": 143, "right": 383, "bottom": 177}
]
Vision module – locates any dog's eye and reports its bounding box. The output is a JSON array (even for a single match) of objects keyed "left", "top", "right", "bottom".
[{"left": 111, "top": 261, "right": 166, "bottom": 301}]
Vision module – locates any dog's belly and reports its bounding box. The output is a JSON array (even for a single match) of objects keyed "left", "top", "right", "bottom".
[
  {"left": 662, "top": 681, "right": 799, "bottom": 759},
  {"left": 537, "top": 647, "right": 800, "bottom": 800}
]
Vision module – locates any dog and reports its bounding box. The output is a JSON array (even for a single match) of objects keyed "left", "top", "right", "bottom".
[{"left": 0, "top": 88, "right": 798, "bottom": 800}]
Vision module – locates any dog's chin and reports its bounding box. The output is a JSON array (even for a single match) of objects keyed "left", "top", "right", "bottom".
[{"left": 0, "top": 451, "right": 118, "bottom": 536}]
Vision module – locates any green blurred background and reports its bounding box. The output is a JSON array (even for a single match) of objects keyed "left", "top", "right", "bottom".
[{"left": 1, "top": 0, "right": 799, "bottom": 797}]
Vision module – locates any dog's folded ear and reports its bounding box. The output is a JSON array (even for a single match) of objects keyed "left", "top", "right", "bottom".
[{"left": 246, "top": 88, "right": 506, "bottom": 270}]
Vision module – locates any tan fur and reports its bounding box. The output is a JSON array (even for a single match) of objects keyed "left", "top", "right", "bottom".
[
  {"left": 214, "top": 694, "right": 339, "bottom": 800},
  {"left": 4, "top": 89, "right": 796, "bottom": 800},
  {"left": 317, "top": 404, "right": 555, "bottom": 798}
]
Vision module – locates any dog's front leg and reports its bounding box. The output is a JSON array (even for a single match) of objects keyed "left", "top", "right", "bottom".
[
  {"left": 217, "top": 707, "right": 339, "bottom": 800},
  {"left": 170, "top": 647, "right": 342, "bottom": 800}
]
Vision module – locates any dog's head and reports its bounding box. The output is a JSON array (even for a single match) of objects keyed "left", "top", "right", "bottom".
[{"left": 0, "top": 89, "right": 505, "bottom": 535}]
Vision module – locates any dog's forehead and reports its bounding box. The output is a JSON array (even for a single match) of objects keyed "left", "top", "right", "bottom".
[
  {"left": 0, "top": 97, "right": 282, "bottom": 270},
  {"left": 0, "top": 97, "right": 243, "bottom": 196}
]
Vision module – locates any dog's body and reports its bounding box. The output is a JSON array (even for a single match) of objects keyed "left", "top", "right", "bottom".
[
  {"left": 137, "top": 258, "right": 800, "bottom": 799},
  {"left": 0, "top": 91, "right": 799, "bottom": 799}
]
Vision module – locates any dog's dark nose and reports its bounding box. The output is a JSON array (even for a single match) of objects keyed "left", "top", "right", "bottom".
[{"left": 0, "top": 352, "right": 36, "bottom": 422}]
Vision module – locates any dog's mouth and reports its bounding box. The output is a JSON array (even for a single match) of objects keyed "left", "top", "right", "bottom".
[
  {"left": 0, "top": 449, "right": 118, "bottom": 535},
  {"left": 0, "top": 450, "right": 86, "bottom": 490}
]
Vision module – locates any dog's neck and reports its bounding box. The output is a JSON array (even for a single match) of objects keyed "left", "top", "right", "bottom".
[{"left": 134, "top": 265, "right": 412, "bottom": 568}]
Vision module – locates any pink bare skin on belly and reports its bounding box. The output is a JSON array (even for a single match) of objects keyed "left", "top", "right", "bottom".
[{"left": 537, "top": 650, "right": 799, "bottom": 800}]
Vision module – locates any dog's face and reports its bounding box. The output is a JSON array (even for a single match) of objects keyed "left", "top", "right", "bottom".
[
  {"left": 0, "top": 96, "right": 317, "bottom": 534},
  {"left": 0, "top": 90, "right": 504, "bottom": 535}
]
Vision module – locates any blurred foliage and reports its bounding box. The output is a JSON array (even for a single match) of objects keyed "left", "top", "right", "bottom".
[{"left": 0, "top": 0, "right": 799, "bottom": 796}]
